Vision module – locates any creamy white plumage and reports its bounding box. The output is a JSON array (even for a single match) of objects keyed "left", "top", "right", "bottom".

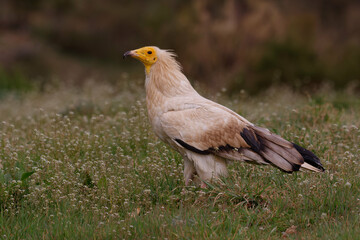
[{"left": 124, "top": 46, "right": 324, "bottom": 186}]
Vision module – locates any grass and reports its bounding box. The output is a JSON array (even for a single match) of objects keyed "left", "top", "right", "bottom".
[{"left": 0, "top": 81, "right": 359, "bottom": 239}]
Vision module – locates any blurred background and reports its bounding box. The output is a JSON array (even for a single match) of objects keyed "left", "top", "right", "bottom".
[{"left": 1, "top": 0, "right": 360, "bottom": 95}]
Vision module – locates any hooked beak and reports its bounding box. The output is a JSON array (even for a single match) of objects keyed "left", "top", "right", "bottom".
[{"left": 123, "top": 50, "right": 135, "bottom": 59}]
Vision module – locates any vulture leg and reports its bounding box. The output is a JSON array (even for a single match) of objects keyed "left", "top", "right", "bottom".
[
  {"left": 184, "top": 157, "right": 196, "bottom": 186},
  {"left": 187, "top": 152, "right": 228, "bottom": 183}
]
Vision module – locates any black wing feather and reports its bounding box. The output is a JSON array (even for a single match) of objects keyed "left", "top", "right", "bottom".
[{"left": 293, "top": 143, "right": 325, "bottom": 172}]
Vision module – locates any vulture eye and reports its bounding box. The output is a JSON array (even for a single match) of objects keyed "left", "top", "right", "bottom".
[{"left": 147, "top": 51, "right": 152, "bottom": 54}]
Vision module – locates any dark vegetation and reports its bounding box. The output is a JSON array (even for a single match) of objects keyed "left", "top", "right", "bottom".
[{"left": 0, "top": 0, "right": 359, "bottom": 94}]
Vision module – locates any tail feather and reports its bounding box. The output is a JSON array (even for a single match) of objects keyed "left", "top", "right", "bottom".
[{"left": 301, "top": 162, "right": 323, "bottom": 172}]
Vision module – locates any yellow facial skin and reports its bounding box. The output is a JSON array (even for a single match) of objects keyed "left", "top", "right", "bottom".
[{"left": 123, "top": 46, "right": 158, "bottom": 74}]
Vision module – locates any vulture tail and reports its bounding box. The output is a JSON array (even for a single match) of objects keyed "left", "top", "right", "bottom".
[{"left": 242, "top": 126, "right": 325, "bottom": 173}]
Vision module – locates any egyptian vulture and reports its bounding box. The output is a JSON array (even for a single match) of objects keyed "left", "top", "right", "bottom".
[{"left": 124, "top": 46, "right": 324, "bottom": 187}]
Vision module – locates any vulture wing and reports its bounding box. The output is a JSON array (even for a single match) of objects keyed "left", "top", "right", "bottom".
[{"left": 160, "top": 103, "right": 324, "bottom": 172}]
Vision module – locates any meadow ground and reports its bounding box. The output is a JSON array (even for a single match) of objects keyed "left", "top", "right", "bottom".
[{"left": 0, "top": 81, "right": 359, "bottom": 239}]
